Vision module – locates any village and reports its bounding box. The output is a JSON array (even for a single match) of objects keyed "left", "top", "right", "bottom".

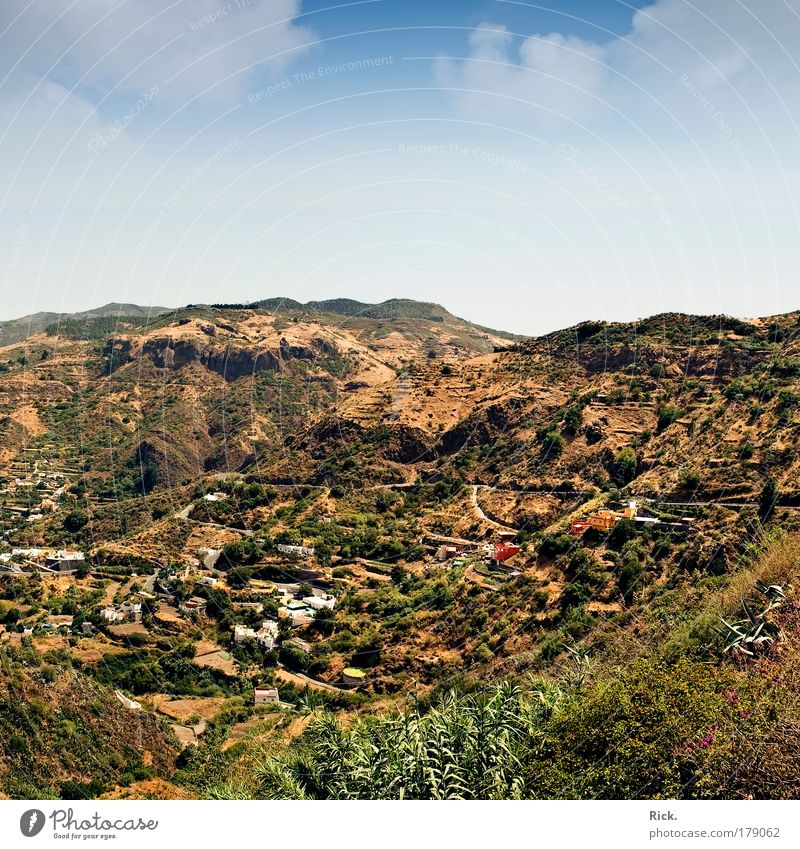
[
  {"left": 0, "top": 441, "right": 707, "bottom": 757},
  {"left": 0, "top": 441, "right": 83, "bottom": 530}
]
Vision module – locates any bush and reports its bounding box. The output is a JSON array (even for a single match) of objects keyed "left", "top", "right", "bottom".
[
  {"left": 606, "top": 518, "right": 637, "bottom": 550},
  {"left": 562, "top": 406, "right": 584, "bottom": 436},
  {"left": 539, "top": 430, "right": 565, "bottom": 458},
  {"left": 62, "top": 511, "right": 89, "bottom": 533},
  {"left": 561, "top": 581, "right": 592, "bottom": 610},
  {"left": 657, "top": 404, "right": 684, "bottom": 432},
  {"left": 613, "top": 447, "right": 638, "bottom": 485},
  {"left": 539, "top": 533, "right": 576, "bottom": 559},
  {"left": 678, "top": 469, "right": 702, "bottom": 491},
  {"left": 759, "top": 479, "right": 779, "bottom": 519},
  {"left": 617, "top": 540, "right": 646, "bottom": 603}
]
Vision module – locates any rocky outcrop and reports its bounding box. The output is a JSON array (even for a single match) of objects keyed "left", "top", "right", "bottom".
[
  {"left": 103, "top": 337, "right": 135, "bottom": 372},
  {"left": 132, "top": 335, "right": 335, "bottom": 381},
  {"left": 378, "top": 424, "right": 435, "bottom": 464}
]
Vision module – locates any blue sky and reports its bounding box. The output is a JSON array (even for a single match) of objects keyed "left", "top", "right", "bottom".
[{"left": 0, "top": 1, "right": 798, "bottom": 335}]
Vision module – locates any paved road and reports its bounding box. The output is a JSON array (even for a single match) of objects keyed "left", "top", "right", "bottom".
[
  {"left": 470, "top": 485, "right": 518, "bottom": 531},
  {"left": 173, "top": 500, "right": 254, "bottom": 537}
]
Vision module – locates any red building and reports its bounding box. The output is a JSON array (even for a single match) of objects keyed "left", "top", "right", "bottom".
[{"left": 494, "top": 532, "right": 520, "bottom": 562}]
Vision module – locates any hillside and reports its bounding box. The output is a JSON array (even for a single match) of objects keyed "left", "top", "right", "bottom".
[
  {"left": 1, "top": 300, "right": 800, "bottom": 799},
  {"left": 0, "top": 303, "right": 172, "bottom": 347},
  {"left": 0, "top": 642, "right": 178, "bottom": 799}
]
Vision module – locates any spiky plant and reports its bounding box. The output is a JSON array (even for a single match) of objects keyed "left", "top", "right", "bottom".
[{"left": 717, "top": 582, "right": 788, "bottom": 657}]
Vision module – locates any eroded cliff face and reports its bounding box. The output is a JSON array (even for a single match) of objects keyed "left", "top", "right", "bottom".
[{"left": 106, "top": 334, "right": 334, "bottom": 381}]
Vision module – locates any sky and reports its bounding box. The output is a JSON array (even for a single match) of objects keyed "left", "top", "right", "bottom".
[{"left": 0, "top": 0, "right": 798, "bottom": 336}]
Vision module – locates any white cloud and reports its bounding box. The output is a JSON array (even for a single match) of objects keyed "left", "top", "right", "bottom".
[
  {"left": 437, "top": 23, "right": 609, "bottom": 126},
  {"left": 438, "top": 0, "right": 800, "bottom": 143},
  {"left": 432, "top": 0, "right": 800, "bottom": 325},
  {"left": 0, "top": 0, "right": 313, "bottom": 107}
]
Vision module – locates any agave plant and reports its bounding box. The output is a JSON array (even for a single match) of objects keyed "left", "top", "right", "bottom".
[
  {"left": 754, "top": 580, "right": 787, "bottom": 609},
  {"left": 563, "top": 644, "right": 592, "bottom": 692},
  {"left": 717, "top": 582, "right": 787, "bottom": 657}
]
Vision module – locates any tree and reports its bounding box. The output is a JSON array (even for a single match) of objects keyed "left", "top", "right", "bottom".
[
  {"left": 62, "top": 511, "right": 89, "bottom": 533},
  {"left": 617, "top": 543, "right": 645, "bottom": 603},
  {"left": 280, "top": 643, "right": 311, "bottom": 672},
  {"left": 657, "top": 404, "right": 683, "bottom": 433},
  {"left": 312, "top": 607, "right": 335, "bottom": 636},
  {"left": 678, "top": 469, "right": 702, "bottom": 491},
  {"left": 759, "top": 478, "right": 779, "bottom": 519},
  {"left": 607, "top": 518, "right": 638, "bottom": 550},
  {"left": 227, "top": 567, "right": 252, "bottom": 590},
  {"left": 390, "top": 565, "right": 407, "bottom": 585},
  {"left": 613, "top": 447, "right": 638, "bottom": 485},
  {"left": 562, "top": 406, "right": 584, "bottom": 436},
  {"left": 221, "top": 537, "right": 261, "bottom": 568},
  {"left": 540, "top": 430, "right": 565, "bottom": 458}
]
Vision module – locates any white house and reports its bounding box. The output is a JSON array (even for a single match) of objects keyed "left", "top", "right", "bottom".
[
  {"left": 279, "top": 606, "right": 314, "bottom": 626},
  {"left": 120, "top": 602, "right": 142, "bottom": 621},
  {"left": 12, "top": 547, "right": 45, "bottom": 560},
  {"left": 277, "top": 543, "right": 315, "bottom": 558},
  {"left": 203, "top": 492, "right": 228, "bottom": 502},
  {"left": 100, "top": 607, "right": 122, "bottom": 622},
  {"left": 233, "top": 624, "right": 257, "bottom": 643},
  {"left": 256, "top": 620, "right": 279, "bottom": 649},
  {"left": 198, "top": 575, "right": 218, "bottom": 586},
  {"left": 234, "top": 620, "right": 279, "bottom": 650},
  {"left": 254, "top": 687, "right": 279, "bottom": 706},
  {"left": 302, "top": 594, "right": 335, "bottom": 611},
  {"left": 45, "top": 549, "right": 86, "bottom": 572}
]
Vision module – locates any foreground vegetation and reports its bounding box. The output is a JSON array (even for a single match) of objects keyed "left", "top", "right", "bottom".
[{"left": 210, "top": 533, "right": 800, "bottom": 800}]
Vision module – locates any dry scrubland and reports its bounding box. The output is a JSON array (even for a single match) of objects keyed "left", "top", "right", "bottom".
[{"left": 1, "top": 299, "right": 800, "bottom": 798}]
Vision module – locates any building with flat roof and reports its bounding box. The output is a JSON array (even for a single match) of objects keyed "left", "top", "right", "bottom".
[{"left": 254, "top": 687, "right": 279, "bottom": 705}]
